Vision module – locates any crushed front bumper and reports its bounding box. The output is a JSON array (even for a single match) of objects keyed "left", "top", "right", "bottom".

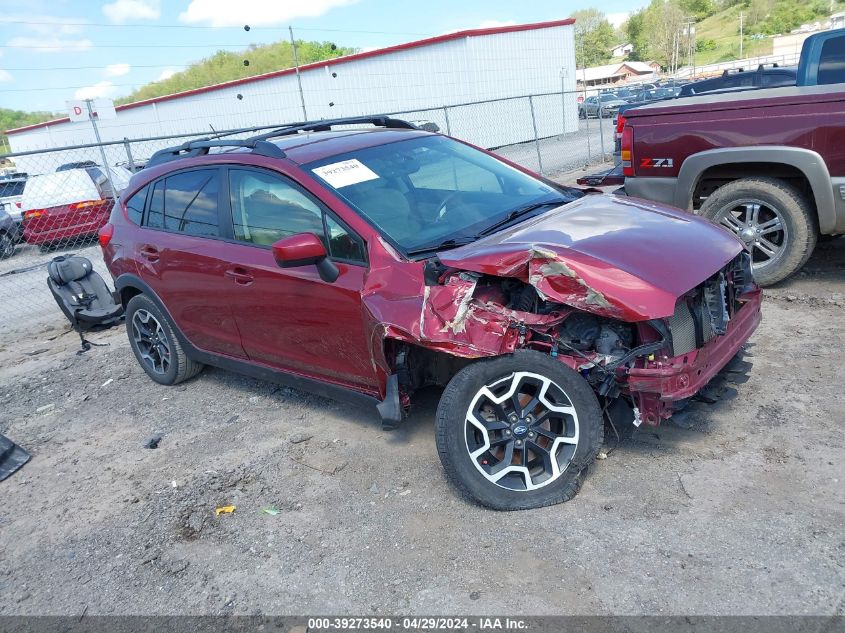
[{"left": 623, "top": 289, "right": 762, "bottom": 425}]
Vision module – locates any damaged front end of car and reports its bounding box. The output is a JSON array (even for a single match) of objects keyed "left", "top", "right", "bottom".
[{"left": 375, "top": 237, "right": 761, "bottom": 430}]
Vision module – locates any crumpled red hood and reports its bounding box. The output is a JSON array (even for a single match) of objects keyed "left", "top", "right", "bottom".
[{"left": 437, "top": 194, "right": 744, "bottom": 321}]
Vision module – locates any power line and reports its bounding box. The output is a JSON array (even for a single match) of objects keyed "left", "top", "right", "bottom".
[
  {"left": 1, "top": 43, "right": 254, "bottom": 49},
  {"left": 0, "top": 65, "right": 190, "bottom": 71},
  {"left": 0, "top": 83, "right": 145, "bottom": 92},
  {"left": 0, "top": 19, "right": 432, "bottom": 36}
]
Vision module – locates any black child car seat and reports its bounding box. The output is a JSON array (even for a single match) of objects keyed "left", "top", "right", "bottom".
[{"left": 47, "top": 255, "right": 124, "bottom": 351}]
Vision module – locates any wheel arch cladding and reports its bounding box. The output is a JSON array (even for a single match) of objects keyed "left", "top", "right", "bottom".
[{"left": 678, "top": 146, "right": 836, "bottom": 233}]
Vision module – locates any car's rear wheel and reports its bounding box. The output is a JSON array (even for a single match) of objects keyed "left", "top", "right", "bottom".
[
  {"left": 0, "top": 232, "right": 15, "bottom": 259},
  {"left": 125, "top": 294, "right": 203, "bottom": 385},
  {"left": 435, "top": 350, "right": 603, "bottom": 510},
  {"left": 699, "top": 177, "right": 817, "bottom": 286}
]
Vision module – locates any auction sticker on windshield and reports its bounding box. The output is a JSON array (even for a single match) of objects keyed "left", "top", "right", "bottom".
[{"left": 312, "top": 159, "right": 379, "bottom": 188}]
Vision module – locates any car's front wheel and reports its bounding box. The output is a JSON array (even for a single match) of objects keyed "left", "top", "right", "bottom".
[
  {"left": 435, "top": 350, "right": 603, "bottom": 510},
  {"left": 125, "top": 294, "right": 203, "bottom": 385}
]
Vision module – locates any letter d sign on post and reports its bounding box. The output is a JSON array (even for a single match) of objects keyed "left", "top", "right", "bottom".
[{"left": 67, "top": 101, "right": 89, "bottom": 122}]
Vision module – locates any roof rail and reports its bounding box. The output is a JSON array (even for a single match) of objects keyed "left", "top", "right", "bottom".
[
  {"left": 146, "top": 116, "right": 417, "bottom": 168},
  {"left": 147, "top": 138, "right": 284, "bottom": 168},
  {"left": 247, "top": 115, "right": 418, "bottom": 143}
]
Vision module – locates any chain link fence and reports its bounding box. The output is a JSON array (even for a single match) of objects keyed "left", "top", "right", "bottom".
[{"left": 0, "top": 88, "right": 615, "bottom": 333}]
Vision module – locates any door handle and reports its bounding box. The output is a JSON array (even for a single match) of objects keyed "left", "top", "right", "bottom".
[
  {"left": 224, "top": 267, "right": 254, "bottom": 285},
  {"left": 139, "top": 245, "right": 160, "bottom": 262}
]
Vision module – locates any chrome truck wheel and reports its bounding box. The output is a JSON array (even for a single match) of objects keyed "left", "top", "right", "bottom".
[{"left": 700, "top": 177, "right": 817, "bottom": 286}]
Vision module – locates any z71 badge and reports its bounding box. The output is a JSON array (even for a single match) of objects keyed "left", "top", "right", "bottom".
[{"left": 640, "top": 158, "right": 674, "bottom": 168}]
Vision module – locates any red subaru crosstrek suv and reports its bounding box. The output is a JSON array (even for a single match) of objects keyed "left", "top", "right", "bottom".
[{"left": 99, "top": 116, "right": 762, "bottom": 510}]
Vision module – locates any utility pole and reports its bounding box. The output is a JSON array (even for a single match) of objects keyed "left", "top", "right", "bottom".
[
  {"left": 739, "top": 12, "right": 744, "bottom": 59},
  {"left": 289, "top": 26, "right": 308, "bottom": 121}
]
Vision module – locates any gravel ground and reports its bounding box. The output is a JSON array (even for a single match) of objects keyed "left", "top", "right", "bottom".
[{"left": 0, "top": 234, "right": 843, "bottom": 617}]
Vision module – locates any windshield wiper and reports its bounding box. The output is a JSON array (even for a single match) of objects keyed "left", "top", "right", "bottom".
[
  {"left": 405, "top": 237, "right": 476, "bottom": 257},
  {"left": 475, "top": 199, "right": 568, "bottom": 237}
]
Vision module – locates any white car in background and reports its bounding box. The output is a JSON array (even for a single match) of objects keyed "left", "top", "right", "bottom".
[{"left": 20, "top": 166, "right": 131, "bottom": 249}]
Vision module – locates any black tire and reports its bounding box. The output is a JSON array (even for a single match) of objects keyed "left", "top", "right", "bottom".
[
  {"left": 0, "top": 232, "right": 14, "bottom": 259},
  {"left": 698, "top": 177, "right": 817, "bottom": 286},
  {"left": 435, "top": 350, "right": 603, "bottom": 511},
  {"left": 125, "top": 294, "right": 203, "bottom": 385}
]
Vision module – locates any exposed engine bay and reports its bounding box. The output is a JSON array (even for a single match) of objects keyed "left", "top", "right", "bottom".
[{"left": 393, "top": 250, "right": 757, "bottom": 428}]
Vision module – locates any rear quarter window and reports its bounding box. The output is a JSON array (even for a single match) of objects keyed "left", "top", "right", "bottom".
[
  {"left": 124, "top": 185, "right": 149, "bottom": 225},
  {"left": 818, "top": 36, "right": 845, "bottom": 84}
]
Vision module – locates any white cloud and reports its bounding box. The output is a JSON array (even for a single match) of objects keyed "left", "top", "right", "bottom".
[
  {"left": 104, "top": 63, "right": 131, "bottom": 77},
  {"left": 476, "top": 19, "right": 516, "bottom": 29},
  {"left": 157, "top": 68, "right": 177, "bottom": 81},
  {"left": 75, "top": 81, "right": 118, "bottom": 100},
  {"left": 606, "top": 12, "right": 630, "bottom": 28},
  {"left": 0, "top": 70, "right": 12, "bottom": 82},
  {"left": 6, "top": 37, "right": 93, "bottom": 53},
  {"left": 102, "top": 0, "right": 160, "bottom": 23},
  {"left": 178, "top": 0, "right": 357, "bottom": 27}
]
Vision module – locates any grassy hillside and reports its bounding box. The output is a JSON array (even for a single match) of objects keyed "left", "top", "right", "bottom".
[
  {"left": 0, "top": 108, "right": 60, "bottom": 153},
  {"left": 116, "top": 39, "right": 357, "bottom": 105},
  {"left": 693, "top": 1, "right": 845, "bottom": 66}
]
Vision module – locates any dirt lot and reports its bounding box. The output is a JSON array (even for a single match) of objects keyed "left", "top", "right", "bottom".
[{"left": 1, "top": 237, "right": 843, "bottom": 617}]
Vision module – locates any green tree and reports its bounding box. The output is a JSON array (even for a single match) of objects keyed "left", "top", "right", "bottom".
[
  {"left": 643, "top": 0, "right": 686, "bottom": 69},
  {"left": 624, "top": 10, "right": 649, "bottom": 61},
  {"left": 572, "top": 9, "right": 616, "bottom": 67},
  {"left": 678, "top": 0, "right": 715, "bottom": 20}
]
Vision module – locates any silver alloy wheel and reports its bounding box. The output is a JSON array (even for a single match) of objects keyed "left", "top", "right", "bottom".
[
  {"left": 131, "top": 309, "right": 171, "bottom": 375},
  {"left": 464, "top": 371, "right": 580, "bottom": 492},
  {"left": 712, "top": 198, "right": 788, "bottom": 271}
]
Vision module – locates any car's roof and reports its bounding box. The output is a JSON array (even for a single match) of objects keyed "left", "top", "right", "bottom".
[
  {"left": 134, "top": 127, "right": 434, "bottom": 190},
  {"left": 263, "top": 127, "right": 431, "bottom": 164}
]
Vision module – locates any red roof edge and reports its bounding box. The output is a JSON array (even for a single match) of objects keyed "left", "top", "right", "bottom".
[{"left": 6, "top": 18, "right": 574, "bottom": 136}]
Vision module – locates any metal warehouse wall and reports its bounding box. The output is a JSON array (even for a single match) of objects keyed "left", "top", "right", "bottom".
[{"left": 8, "top": 23, "right": 577, "bottom": 170}]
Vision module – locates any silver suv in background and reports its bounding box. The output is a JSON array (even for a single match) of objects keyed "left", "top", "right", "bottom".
[
  {"left": 0, "top": 174, "right": 27, "bottom": 243},
  {"left": 0, "top": 207, "right": 18, "bottom": 259}
]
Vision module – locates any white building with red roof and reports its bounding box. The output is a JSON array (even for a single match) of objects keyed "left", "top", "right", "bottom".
[{"left": 6, "top": 19, "right": 578, "bottom": 165}]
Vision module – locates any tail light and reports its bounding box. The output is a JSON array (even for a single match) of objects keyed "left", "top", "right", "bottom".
[
  {"left": 98, "top": 223, "right": 114, "bottom": 248},
  {"left": 615, "top": 114, "right": 626, "bottom": 136},
  {"left": 621, "top": 125, "right": 634, "bottom": 177},
  {"left": 14, "top": 201, "right": 21, "bottom": 208},
  {"left": 71, "top": 199, "right": 107, "bottom": 210},
  {"left": 23, "top": 209, "right": 45, "bottom": 221}
]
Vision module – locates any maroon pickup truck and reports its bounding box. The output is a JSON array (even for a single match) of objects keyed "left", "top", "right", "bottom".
[{"left": 621, "top": 30, "right": 845, "bottom": 285}]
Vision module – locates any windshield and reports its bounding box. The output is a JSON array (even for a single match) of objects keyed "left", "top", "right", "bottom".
[
  {"left": 599, "top": 94, "right": 618, "bottom": 102},
  {"left": 305, "top": 135, "right": 577, "bottom": 255}
]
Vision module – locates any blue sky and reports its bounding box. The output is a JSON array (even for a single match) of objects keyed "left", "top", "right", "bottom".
[{"left": 0, "top": 0, "right": 646, "bottom": 113}]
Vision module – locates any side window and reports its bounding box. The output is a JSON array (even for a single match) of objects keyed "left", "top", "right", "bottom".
[
  {"left": 163, "top": 170, "right": 220, "bottom": 237},
  {"left": 124, "top": 185, "right": 149, "bottom": 225},
  {"left": 325, "top": 214, "right": 366, "bottom": 263},
  {"left": 228, "top": 169, "right": 324, "bottom": 246},
  {"left": 146, "top": 181, "right": 165, "bottom": 228},
  {"left": 818, "top": 36, "right": 845, "bottom": 85}
]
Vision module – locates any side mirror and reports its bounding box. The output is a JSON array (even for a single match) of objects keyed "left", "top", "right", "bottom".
[{"left": 271, "top": 233, "right": 339, "bottom": 283}]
